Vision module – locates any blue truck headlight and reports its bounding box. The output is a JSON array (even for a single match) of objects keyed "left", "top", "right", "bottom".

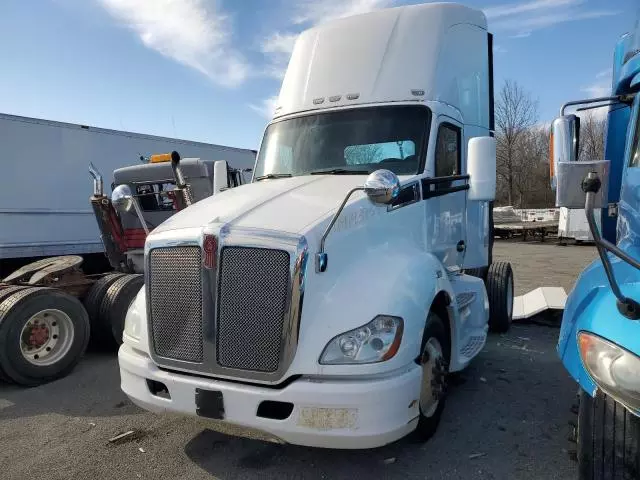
[
  {"left": 319, "top": 316, "right": 403, "bottom": 365},
  {"left": 578, "top": 331, "right": 640, "bottom": 411}
]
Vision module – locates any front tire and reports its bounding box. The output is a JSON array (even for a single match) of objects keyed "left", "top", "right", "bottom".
[
  {"left": 414, "top": 312, "right": 449, "bottom": 442},
  {"left": 486, "top": 262, "right": 514, "bottom": 333},
  {"left": 577, "top": 389, "right": 640, "bottom": 479}
]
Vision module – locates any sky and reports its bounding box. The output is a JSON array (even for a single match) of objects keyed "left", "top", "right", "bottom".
[{"left": 0, "top": 0, "right": 636, "bottom": 150}]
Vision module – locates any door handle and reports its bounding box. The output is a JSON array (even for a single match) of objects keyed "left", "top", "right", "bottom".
[{"left": 456, "top": 240, "right": 466, "bottom": 252}]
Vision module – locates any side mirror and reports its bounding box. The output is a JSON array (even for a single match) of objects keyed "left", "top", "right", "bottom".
[
  {"left": 467, "top": 136, "right": 496, "bottom": 201},
  {"left": 213, "top": 160, "right": 230, "bottom": 194},
  {"left": 550, "top": 114, "right": 580, "bottom": 189},
  {"left": 111, "top": 184, "right": 134, "bottom": 213},
  {"left": 363, "top": 169, "right": 400, "bottom": 204}
]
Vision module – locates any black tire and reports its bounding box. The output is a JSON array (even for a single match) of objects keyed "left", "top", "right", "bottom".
[
  {"left": 0, "top": 287, "right": 90, "bottom": 386},
  {"left": 99, "top": 274, "right": 144, "bottom": 345},
  {"left": 0, "top": 287, "right": 29, "bottom": 383},
  {"left": 414, "top": 312, "right": 450, "bottom": 442},
  {"left": 577, "top": 389, "right": 640, "bottom": 479},
  {"left": 486, "top": 262, "right": 514, "bottom": 333},
  {"left": 83, "top": 273, "right": 126, "bottom": 346}
]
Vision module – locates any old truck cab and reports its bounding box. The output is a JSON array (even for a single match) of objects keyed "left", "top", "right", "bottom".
[{"left": 118, "top": 3, "right": 513, "bottom": 448}]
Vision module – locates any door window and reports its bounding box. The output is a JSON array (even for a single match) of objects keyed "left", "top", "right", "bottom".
[{"left": 435, "top": 123, "right": 461, "bottom": 177}]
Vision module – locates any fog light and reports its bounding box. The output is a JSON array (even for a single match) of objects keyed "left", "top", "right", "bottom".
[{"left": 578, "top": 331, "right": 640, "bottom": 412}]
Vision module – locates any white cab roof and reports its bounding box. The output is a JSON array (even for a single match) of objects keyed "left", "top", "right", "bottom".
[{"left": 275, "top": 2, "right": 488, "bottom": 125}]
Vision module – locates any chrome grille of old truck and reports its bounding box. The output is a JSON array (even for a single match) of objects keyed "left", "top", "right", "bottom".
[{"left": 145, "top": 227, "right": 308, "bottom": 384}]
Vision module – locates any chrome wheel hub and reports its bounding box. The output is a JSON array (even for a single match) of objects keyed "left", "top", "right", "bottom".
[
  {"left": 20, "top": 309, "right": 74, "bottom": 366},
  {"left": 419, "top": 337, "right": 446, "bottom": 417}
]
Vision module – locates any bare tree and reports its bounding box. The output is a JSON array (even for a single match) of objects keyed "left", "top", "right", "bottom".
[
  {"left": 512, "top": 126, "right": 552, "bottom": 207},
  {"left": 495, "top": 80, "right": 539, "bottom": 205},
  {"left": 578, "top": 111, "right": 606, "bottom": 160}
]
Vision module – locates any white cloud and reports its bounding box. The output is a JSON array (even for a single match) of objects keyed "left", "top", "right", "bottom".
[
  {"left": 292, "top": 0, "right": 395, "bottom": 25},
  {"left": 259, "top": 32, "right": 298, "bottom": 80},
  {"left": 596, "top": 68, "right": 613, "bottom": 79},
  {"left": 249, "top": 95, "right": 279, "bottom": 119},
  {"left": 578, "top": 70, "right": 614, "bottom": 120},
  {"left": 494, "top": 44, "right": 508, "bottom": 54},
  {"left": 98, "top": 0, "right": 249, "bottom": 87},
  {"left": 483, "top": 0, "right": 580, "bottom": 19},
  {"left": 261, "top": 32, "right": 298, "bottom": 55},
  {"left": 581, "top": 83, "right": 610, "bottom": 99},
  {"left": 484, "top": 0, "right": 620, "bottom": 36}
]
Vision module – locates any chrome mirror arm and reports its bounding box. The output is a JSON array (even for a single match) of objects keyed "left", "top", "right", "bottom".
[
  {"left": 316, "top": 187, "right": 363, "bottom": 273},
  {"left": 583, "top": 172, "right": 640, "bottom": 319},
  {"left": 131, "top": 197, "right": 150, "bottom": 235}
]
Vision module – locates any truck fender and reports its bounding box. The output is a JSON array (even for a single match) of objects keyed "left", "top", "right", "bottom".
[{"left": 296, "top": 242, "right": 458, "bottom": 376}]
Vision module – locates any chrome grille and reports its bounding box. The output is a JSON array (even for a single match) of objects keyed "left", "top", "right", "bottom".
[
  {"left": 216, "top": 247, "right": 290, "bottom": 372},
  {"left": 149, "top": 246, "right": 203, "bottom": 363}
]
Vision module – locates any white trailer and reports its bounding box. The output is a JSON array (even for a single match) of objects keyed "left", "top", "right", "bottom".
[
  {"left": 558, "top": 207, "right": 600, "bottom": 243},
  {"left": 0, "top": 113, "right": 256, "bottom": 260},
  {"left": 119, "top": 3, "right": 513, "bottom": 449}
]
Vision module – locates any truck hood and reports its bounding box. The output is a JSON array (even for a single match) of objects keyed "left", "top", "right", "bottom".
[{"left": 152, "top": 175, "right": 370, "bottom": 236}]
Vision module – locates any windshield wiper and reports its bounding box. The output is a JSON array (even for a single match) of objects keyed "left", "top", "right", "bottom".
[
  {"left": 309, "top": 167, "right": 369, "bottom": 175},
  {"left": 254, "top": 173, "right": 292, "bottom": 181}
]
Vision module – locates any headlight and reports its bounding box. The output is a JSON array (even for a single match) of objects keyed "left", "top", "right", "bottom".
[
  {"left": 123, "top": 299, "right": 142, "bottom": 342},
  {"left": 578, "top": 331, "right": 640, "bottom": 410},
  {"left": 319, "top": 315, "right": 403, "bottom": 365}
]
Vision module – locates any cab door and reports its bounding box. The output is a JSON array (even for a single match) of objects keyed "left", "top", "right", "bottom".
[{"left": 424, "top": 117, "right": 467, "bottom": 270}]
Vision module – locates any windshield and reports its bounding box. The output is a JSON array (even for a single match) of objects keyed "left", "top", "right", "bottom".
[{"left": 254, "top": 105, "right": 431, "bottom": 178}]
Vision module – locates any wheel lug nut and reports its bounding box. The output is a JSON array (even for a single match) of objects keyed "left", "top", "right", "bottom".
[
  {"left": 46, "top": 347, "right": 51, "bottom": 352},
  {"left": 52, "top": 335, "right": 58, "bottom": 339}
]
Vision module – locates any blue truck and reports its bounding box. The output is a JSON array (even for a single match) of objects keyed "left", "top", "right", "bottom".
[{"left": 550, "top": 14, "right": 640, "bottom": 480}]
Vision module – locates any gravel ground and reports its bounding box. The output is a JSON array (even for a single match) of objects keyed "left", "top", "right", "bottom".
[{"left": 0, "top": 240, "right": 598, "bottom": 480}]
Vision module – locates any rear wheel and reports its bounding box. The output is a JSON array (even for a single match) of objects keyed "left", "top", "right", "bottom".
[
  {"left": 99, "top": 274, "right": 143, "bottom": 345},
  {"left": 83, "top": 273, "right": 126, "bottom": 347},
  {"left": 414, "top": 312, "right": 449, "bottom": 442},
  {"left": 577, "top": 389, "right": 640, "bottom": 479},
  {"left": 0, "top": 287, "right": 28, "bottom": 382},
  {"left": 486, "top": 262, "right": 514, "bottom": 333},
  {"left": 0, "top": 287, "right": 90, "bottom": 386}
]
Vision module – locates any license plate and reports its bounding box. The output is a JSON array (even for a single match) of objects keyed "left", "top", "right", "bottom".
[{"left": 195, "top": 389, "right": 225, "bottom": 419}]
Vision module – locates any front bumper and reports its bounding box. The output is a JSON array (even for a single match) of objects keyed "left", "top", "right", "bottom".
[{"left": 119, "top": 344, "right": 422, "bottom": 449}]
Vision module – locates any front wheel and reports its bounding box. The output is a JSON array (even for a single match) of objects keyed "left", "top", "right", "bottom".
[
  {"left": 486, "top": 262, "right": 514, "bottom": 333},
  {"left": 414, "top": 312, "right": 449, "bottom": 442},
  {"left": 577, "top": 389, "right": 640, "bottom": 479}
]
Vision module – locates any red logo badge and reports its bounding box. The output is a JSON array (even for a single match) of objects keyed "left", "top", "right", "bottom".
[{"left": 203, "top": 235, "right": 217, "bottom": 269}]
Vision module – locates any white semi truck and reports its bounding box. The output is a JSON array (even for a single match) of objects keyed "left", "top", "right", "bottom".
[{"left": 119, "top": 3, "right": 513, "bottom": 448}]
